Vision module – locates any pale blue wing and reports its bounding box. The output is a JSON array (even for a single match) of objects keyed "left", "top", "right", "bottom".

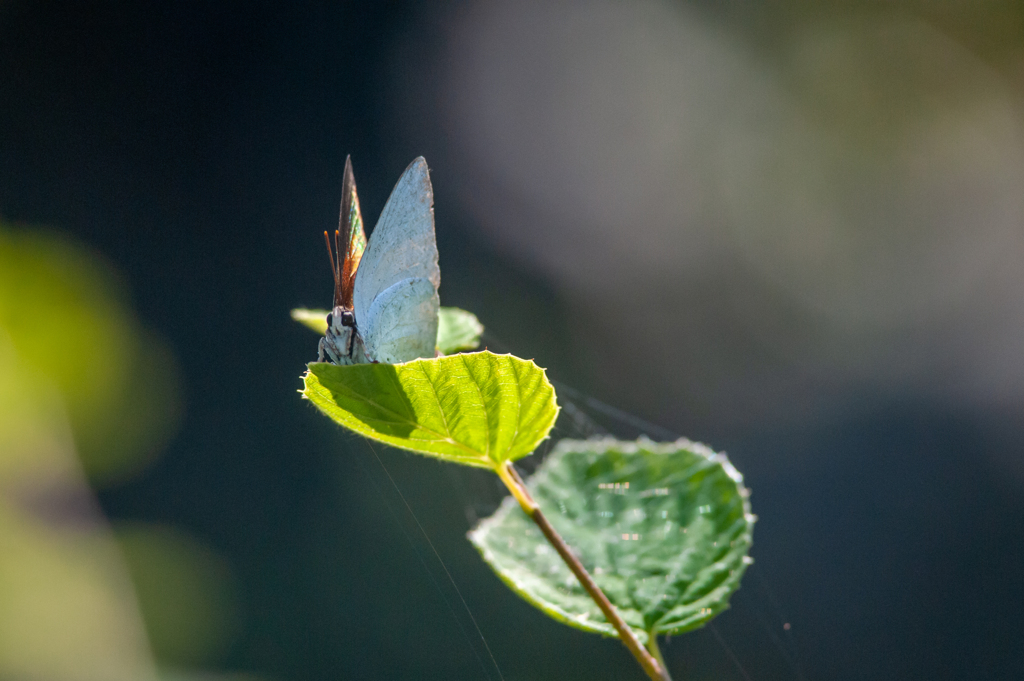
[
  {"left": 361, "top": 277, "right": 440, "bottom": 364},
  {"left": 353, "top": 157, "right": 440, "bottom": 322}
]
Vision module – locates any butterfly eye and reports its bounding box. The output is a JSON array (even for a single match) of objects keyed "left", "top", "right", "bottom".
[
  {"left": 341, "top": 310, "right": 356, "bottom": 327},
  {"left": 325, "top": 312, "right": 333, "bottom": 327}
]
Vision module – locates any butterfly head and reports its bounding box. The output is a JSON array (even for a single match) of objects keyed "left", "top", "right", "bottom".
[{"left": 327, "top": 308, "right": 356, "bottom": 329}]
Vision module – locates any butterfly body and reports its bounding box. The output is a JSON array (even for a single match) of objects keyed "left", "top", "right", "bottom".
[{"left": 318, "top": 156, "right": 440, "bottom": 365}]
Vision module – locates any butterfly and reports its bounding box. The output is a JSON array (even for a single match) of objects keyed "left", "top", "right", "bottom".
[{"left": 318, "top": 156, "right": 440, "bottom": 365}]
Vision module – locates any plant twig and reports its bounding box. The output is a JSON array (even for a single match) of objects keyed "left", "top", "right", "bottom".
[
  {"left": 496, "top": 462, "right": 672, "bottom": 681},
  {"left": 646, "top": 632, "right": 668, "bottom": 672}
]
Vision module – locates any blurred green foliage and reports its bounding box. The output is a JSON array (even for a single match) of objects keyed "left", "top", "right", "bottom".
[
  {"left": 116, "top": 523, "right": 240, "bottom": 667},
  {"left": 0, "top": 223, "right": 180, "bottom": 485},
  {"left": 0, "top": 222, "right": 247, "bottom": 680}
]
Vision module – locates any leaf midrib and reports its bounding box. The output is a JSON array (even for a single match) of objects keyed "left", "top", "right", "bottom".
[{"left": 310, "top": 369, "right": 485, "bottom": 462}]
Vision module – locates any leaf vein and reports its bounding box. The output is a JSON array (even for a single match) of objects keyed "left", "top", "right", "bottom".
[{"left": 312, "top": 369, "right": 480, "bottom": 458}]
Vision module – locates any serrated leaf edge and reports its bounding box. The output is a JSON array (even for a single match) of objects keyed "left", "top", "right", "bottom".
[{"left": 303, "top": 351, "right": 559, "bottom": 469}]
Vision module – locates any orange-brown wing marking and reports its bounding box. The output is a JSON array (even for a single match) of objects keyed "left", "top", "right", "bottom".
[
  {"left": 324, "top": 229, "right": 342, "bottom": 306},
  {"left": 337, "top": 155, "right": 367, "bottom": 309}
]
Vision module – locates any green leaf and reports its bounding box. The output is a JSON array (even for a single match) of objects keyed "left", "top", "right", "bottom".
[
  {"left": 291, "top": 306, "right": 484, "bottom": 355},
  {"left": 302, "top": 351, "right": 558, "bottom": 469},
  {"left": 437, "top": 307, "right": 484, "bottom": 354},
  {"left": 469, "top": 438, "right": 755, "bottom": 641},
  {"left": 290, "top": 307, "right": 329, "bottom": 334}
]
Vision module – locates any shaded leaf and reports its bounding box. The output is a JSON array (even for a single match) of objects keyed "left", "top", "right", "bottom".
[
  {"left": 469, "top": 438, "right": 754, "bottom": 640},
  {"left": 437, "top": 307, "right": 484, "bottom": 354},
  {"left": 302, "top": 351, "right": 558, "bottom": 469}
]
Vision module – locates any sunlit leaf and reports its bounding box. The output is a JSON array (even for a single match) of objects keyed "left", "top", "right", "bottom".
[
  {"left": 437, "top": 307, "right": 483, "bottom": 354},
  {"left": 302, "top": 351, "right": 558, "bottom": 468},
  {"left": 469, "top": 438, "right": 755, "bottom": 641},
  {"left": 291, "top": 306, "right": 484, "bottom": 355},
  {"left": 290, "top": 308, "right": 329, "bottom": 334}
]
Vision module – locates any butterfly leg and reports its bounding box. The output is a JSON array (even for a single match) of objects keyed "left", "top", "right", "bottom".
[{"left": 320, "top": 321, "right": 353, "bottom": 365}]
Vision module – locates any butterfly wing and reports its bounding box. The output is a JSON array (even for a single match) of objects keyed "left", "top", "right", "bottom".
[
  {"left": 360, "top": 277, "right": 439, "bottom": 363},
  {"left": 353, "top": 157, "right": 439, "bottom": 321},
  {"left": 335, "top": 155, "right": 367, "bottom": 309}
]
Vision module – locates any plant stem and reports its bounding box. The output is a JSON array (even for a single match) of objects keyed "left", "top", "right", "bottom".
[
  {"left": 646, "top": 632, "right": 668, "bottom": 676},
  {"left": 496, "top": 462, "right": 672, "bottom": 681}
]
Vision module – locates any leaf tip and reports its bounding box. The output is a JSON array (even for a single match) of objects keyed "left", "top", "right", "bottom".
[{"left": 291, "top": 307, "right": 330, "bottom": 334}]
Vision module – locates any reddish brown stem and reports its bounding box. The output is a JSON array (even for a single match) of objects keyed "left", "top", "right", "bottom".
[{"left": 496, "top": 463, "right": 671, "bottom": 681}]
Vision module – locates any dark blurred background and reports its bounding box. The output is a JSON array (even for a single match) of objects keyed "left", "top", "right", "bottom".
[{"left": 1, "top": 1, "right": 1023, "bottom": 680}]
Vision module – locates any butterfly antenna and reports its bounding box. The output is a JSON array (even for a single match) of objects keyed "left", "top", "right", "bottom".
[
  {"left": 324, "top": 229, "right": 343, "bottom": 308},
  {"left": 333, "top": 228, "right": 345, "bottom": 307}
]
